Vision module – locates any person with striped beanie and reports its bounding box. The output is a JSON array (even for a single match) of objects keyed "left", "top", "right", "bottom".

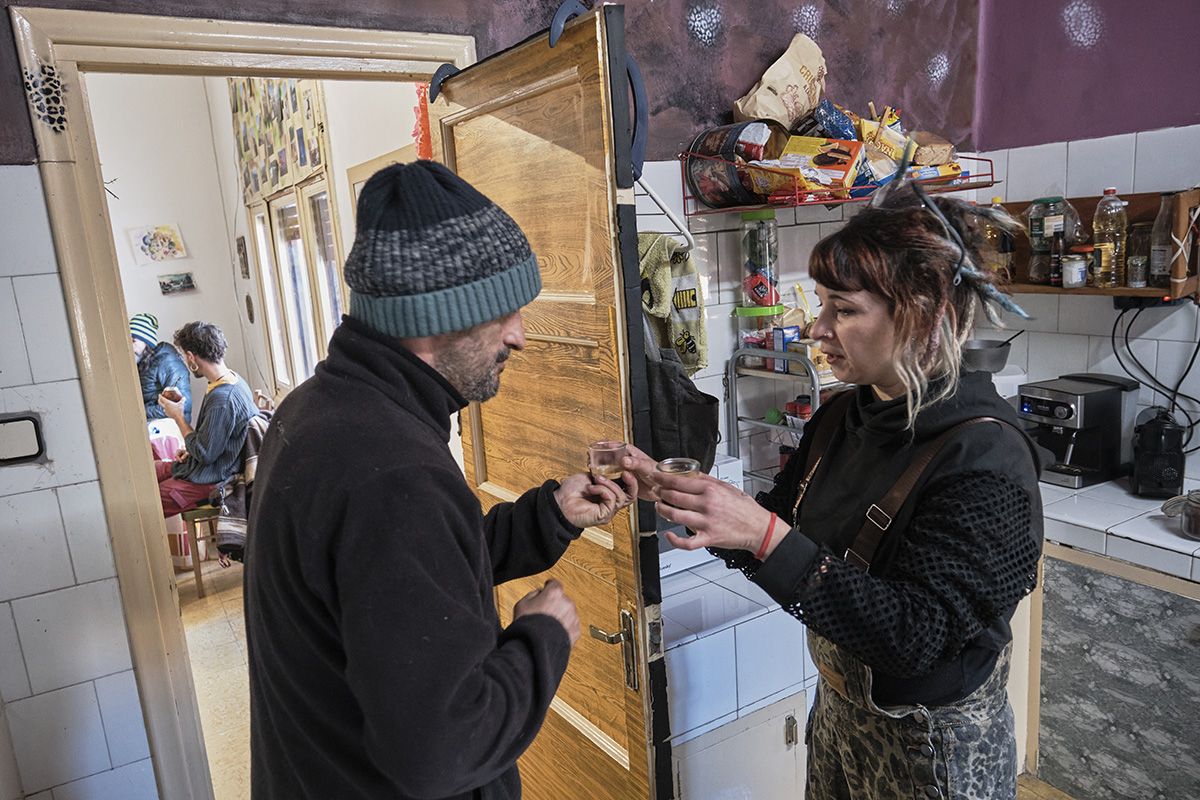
[
  {"left": 129, "top": 312, "right": 191, "bottom": 421},
  {"left": 245, "top": 161, "right": 635, "bottom": 800}
]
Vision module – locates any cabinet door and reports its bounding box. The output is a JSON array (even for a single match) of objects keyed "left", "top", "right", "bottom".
[
  {"left": 673, "top": 692, "right": 806, "bottom": 799},
  {"left": 427, "top": 6, "right": 658, "bottom": 800}
]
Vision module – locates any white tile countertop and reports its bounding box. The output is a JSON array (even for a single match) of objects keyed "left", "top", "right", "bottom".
[{"left": 1041, "top": 477, "right": 1200, "bottom": 581}]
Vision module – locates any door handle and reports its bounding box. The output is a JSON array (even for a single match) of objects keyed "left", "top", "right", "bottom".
[
  {"left": 589, "top": 609, "right": 639, "bottom": 691},
  {"left": 589, "top": 625, "right": 626, "bottom": 645}
]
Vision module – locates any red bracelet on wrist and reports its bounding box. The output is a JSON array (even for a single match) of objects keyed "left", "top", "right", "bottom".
[{"left": 754, "top": 512, "right": 778, "bottom": 561}]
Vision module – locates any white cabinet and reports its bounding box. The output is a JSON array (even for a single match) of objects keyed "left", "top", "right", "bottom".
[{"left": 672, "top": 689, "right": 807, "bottom": 799}]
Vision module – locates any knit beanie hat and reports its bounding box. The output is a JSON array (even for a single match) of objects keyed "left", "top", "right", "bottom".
[
  {"left": 343, "top": 161, "right": 541, "bottom": 338},
  {"left": 129, "top": 312, "right": 159, "bottom": 348}
]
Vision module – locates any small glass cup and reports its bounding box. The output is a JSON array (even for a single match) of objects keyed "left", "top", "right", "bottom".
[
  {"left": 588, "top": 441, "right": 627, "bottom": 482},
  {"left": 656, "top": 457, "right": 700, "bottom": 478}
]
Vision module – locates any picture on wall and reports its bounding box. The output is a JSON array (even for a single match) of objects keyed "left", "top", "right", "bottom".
[
  {"left": 236, "top": 235, "right": 250, "bottom": 279},
  {"left": 129, "top": 223, "right": 187, "bottom": 265},
  {"left": 158, "top": 272, "right": 197, "bottom": 295}
]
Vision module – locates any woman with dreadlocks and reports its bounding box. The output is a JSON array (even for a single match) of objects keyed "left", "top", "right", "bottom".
[{"left": 625, "top": 181, "right": 1044, "bottom": 799}]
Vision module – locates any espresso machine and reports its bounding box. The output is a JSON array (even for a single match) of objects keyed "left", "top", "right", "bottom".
[{"left": 1017, "top": 373, "right": 1139, "bottom": 488}]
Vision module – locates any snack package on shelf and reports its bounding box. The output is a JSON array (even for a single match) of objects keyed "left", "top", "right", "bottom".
[
  {"left": 811, "top": 99, "right": 857, "bottom": 141},
  {"left": 911, "top": 131, "right": 956, "bottom": 166},
  {"left": 747, "top": 136, "right": 863, "bottom": 196},
  {"left": 770, "top": 325, "right": 803, "bottom": 373},
  {"left": 857, "top": 118, "right": 909, "bottom": 162}
]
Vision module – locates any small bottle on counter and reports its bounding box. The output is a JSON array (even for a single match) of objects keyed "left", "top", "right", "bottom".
[
  {"left": 1048, "top": 230, "right": 1065, "bottom": 288},
  {"left": 1150, "top": 193, "right": 1175, "bottom": 289}
]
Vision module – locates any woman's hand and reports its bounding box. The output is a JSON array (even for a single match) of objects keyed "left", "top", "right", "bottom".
[
  {"left": 655, "top": 471, "right": 776, "bottom": 554},
  {"left": 554, "top": 472, "right": 636, "bottom": 528}
]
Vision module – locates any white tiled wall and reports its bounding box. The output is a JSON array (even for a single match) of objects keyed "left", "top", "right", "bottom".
[{"left": 0, "top": 165, "right": 157, "bottom": 799}]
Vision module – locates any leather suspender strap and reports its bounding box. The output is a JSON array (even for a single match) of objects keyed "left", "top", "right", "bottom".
[
  {"left": 791, "top": 390, "right": 855, "bottom": 520},
  {"left": 844, "top": 416, "right": 1023, "bottom": 572}
]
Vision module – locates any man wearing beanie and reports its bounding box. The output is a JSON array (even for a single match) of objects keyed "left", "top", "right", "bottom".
[
  {"left": 245, "top": 161, "right": 635, "bottom": 800},
  {"left": 129, "top": 312, "right": 192, "bottom": 421}
]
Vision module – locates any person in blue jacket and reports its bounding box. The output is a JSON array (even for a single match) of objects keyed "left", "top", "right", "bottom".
[{"left": 130, "top": 312, "right": 191, "bottom": 421}]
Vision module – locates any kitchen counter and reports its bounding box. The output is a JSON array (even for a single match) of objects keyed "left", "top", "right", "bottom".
[{"left": 1040, "top": 476, "right": 1200, "bottom": 580}]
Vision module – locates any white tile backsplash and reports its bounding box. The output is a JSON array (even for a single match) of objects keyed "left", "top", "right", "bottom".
[
  {"left": 94, "top": 671, "right": 150, "bottom": 767},
  {"left": 664, "top": 627, "right": 737, "bottom": 736},
  {"left": 1057, "top": 296, "right": 1123, "bottom": 338},
  {"left": 0, "top": 489, "right": 75, "bottom": 603},
  {"left": 1004, "top": 294, "right": 1059, "bottom": 333},
  {"left": 1122, "top": 302, "right": 1199, "bottom": 345},
  {"left": 1085, "top": 335, "right": 1158, "bottom": 406},
  {"left": 0, "top": 279, "right": 33, "bottom": 389},
  {"left": 1026, "top": 332, "right": 1089, "bottom": 382},
  {"left": 7, "top": 682, "right": 111, "bottom": 792},
  {"left": 1066, "top": 134, "right": 1136, "bottom": 197},
  {"left": 0, "top": 603, "right": 31, "bottom": 702},
  {"left": 56, "top": 482, "right": 117, "bottom": 584},
  {"left": 977, "top": 151, "right": 1009, "bottom": 202},
  {"left": 12, "top": 275, "right": 77, "bottom": 383},
  {"left": 0, "top": 166, "right": 58, "bottom": 278},
  {"left": 49, "top": 758, "right": 158, "bottom": 800},
  {"left": 1152, "top": 340, "right": 1200, "bottom": 413},
  {"left": 1133, "top": 124, "right": 1200, "bottom": 193},
  {"left": 734, "top": 609, "right": 806, "bottom": 707},
  {"left": 792, "top": 203, "right": 842, "bottom": 225},
  {"left": 12, "top": 579, "right": 132, "bottom": 694},
  {"left": 1005, "top": 142, "right": 1068, "bottom": 202},
  {"left": 714, "top": 231, "right": 742, "bottom": 305},
  {"left": 661, "top": 581, "right": 767, "bottom": 637},
  {"left": 777, "top": 224, "right": 821, "bottom": 291},
  {"left": 0, "top": 380, "right": 99, "bottom": 495}
]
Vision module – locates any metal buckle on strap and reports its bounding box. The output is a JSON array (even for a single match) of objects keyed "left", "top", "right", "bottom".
[
  {"left": 865, "top": 503, "right": 892, "bottom": 530},
  {"left": 843, "top": 547, "right": 870, "bottom": 570}
]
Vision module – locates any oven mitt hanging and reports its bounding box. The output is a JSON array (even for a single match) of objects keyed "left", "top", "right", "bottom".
[{"left": 639, "top": 233, "right": 708, "bottom": 375}]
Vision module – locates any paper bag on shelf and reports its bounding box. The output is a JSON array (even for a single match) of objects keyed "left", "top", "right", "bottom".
[{"left": 734, "top": 33, "right": 827, "bottom": 130}]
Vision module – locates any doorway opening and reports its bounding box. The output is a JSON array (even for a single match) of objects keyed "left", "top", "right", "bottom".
[{"left": 11, "top": 8, "right": 473, "bottom": 797}]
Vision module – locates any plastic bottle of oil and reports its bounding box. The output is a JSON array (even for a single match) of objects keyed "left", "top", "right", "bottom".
[{"left": 1091, "top": 187, "right": 1127, "bottom": 288}]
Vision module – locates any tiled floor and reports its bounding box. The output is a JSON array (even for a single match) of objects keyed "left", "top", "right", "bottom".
[{"left": 178, "top": 558, "right": 249, "bottom": 800}]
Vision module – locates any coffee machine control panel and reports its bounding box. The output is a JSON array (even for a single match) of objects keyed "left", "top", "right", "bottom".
[{"left": 1018, "top": 393, "right": 1080, "bottom": 428}]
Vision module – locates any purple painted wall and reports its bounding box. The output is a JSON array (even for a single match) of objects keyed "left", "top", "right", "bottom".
[
  {"left": 0, "top": 0, "right": 980, "bottom": 165},
  {"left": 974, "top": 0, "right": 1200, "bottom": 150}
]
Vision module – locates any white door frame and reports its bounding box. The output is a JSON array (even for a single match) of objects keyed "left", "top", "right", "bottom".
[{"left": 8, "top": 7, "right": 474, "bottom": 798}]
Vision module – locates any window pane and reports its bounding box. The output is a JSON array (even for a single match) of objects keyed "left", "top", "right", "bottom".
[
  {"left": 306, "top": 190, "right": 343, "bottom": 337},
  {"left": 272, "top": 199, "right": 319, "bottom": 382},
  {"left": 253, "top": 211, "right": 291, "bottom": 388}
]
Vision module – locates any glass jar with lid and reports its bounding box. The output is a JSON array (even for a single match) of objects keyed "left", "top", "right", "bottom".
[{"left": 1126, "top": 221, "right": 1153, "bottom": 288}]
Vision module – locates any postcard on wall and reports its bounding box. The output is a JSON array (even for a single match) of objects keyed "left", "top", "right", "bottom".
[
  {"left": 129, "top": 223, "right": 187, "bottom": 266},
  {"left": 158, "top": 272, "right": 196, "bottom": 295},
  {"left": 236, "top": 235, "right": 251, "bottom": 280}
]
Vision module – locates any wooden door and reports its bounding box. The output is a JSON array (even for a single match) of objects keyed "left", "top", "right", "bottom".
[{"left": 429, "top": 6, "right": 664, "bottom": 799}]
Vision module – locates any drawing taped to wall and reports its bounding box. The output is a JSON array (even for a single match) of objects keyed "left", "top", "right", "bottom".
[
  {"left": 129, "top": 223, "right": 187, "bottom": 265},
  {"left": 158, "top": 272, "right": 197, "bottom": 295}
]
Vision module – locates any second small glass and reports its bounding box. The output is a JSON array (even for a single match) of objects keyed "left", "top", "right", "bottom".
[
  {"left": 656, "top": 457, "right": 701, "bottom": 477},
  {"left": 588, "top": 441, "right": 628, "bottom": 481}
]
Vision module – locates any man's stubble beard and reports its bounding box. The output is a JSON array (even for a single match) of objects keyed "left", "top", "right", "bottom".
[{"left": 435, "top": 337, "right": 509, "bottom": 403}]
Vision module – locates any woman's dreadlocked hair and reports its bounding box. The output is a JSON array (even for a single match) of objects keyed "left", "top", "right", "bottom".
[{"left": 808, "top": 180, "right": 1027, "bottom": 428}]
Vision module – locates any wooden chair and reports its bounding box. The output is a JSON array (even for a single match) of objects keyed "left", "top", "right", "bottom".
[{"left": 181, "top": 503, "right": 221, "bottom": 598}]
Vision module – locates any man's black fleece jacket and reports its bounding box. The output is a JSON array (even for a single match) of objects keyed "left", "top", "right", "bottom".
[{"left": 245, "top": 317, "right": 582, "bottom": 800}]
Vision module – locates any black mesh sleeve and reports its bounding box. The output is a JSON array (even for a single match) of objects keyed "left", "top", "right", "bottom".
[{"left": 760, "top": 471, "right": 1041, "bottom": 677}]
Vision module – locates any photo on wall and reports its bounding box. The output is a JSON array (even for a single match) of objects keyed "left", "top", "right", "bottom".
[
  {"left": 158, "top": 272, "right": 197, "bottom": 295},
  {"left": 236, "top": 235, "right": 251, "bottom": 279},
  {"left": 128, "top": 223, "right": 187, "bottom": 265}
]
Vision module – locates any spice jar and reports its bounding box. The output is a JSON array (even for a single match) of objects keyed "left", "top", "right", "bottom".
[
  {"left": 1062, "top": 254, "right": 1088, "bottom": 288},
  {"left": 1069, "top": 244, "right": 1094, "bottom": 285}
]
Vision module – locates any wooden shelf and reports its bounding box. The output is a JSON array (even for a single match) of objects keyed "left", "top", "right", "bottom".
[
  {"left": 1008, "top": 276, "right": 1198, "bottom": 298},
  {"left": 1002, "top": 190, "right": 1199, "bottom": 301}
]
